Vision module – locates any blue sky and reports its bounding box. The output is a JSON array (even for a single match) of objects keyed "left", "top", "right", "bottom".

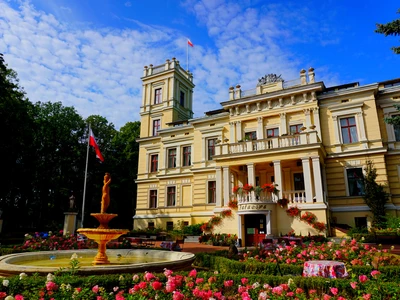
[{"left": 1, "top": 0, "right": 399, "bottom": 129}]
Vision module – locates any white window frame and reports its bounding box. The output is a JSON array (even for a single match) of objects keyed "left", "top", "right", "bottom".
[
  {"left": 166, "top": 186, "right": 176, "bottom": 207},
  {"left": 344, "top": 166, "right": 365, "bottom": 197},
  {"left": 207, "top": 180, "right": 216, "bottom": 204},
  {"left": 149, "top": 189, "right": 158, "bottom": 208},
  {"left": 330, "top": 103, "right": 367, "bottom": 151}
]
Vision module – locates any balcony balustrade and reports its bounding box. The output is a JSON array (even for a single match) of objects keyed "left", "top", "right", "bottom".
[
  {"left": 216, "top": 131, "right": 319, "bottom": 156},
  {"left": 282, "top": 190, "right": 307, "bottom": 203}
]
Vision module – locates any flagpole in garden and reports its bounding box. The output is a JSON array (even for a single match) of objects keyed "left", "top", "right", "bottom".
[{"left": 81, "top": 123, "right": 91, "bottom": 228}]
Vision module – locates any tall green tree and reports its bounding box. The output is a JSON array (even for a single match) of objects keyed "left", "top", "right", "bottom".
[
  {"left": 29, "top": 101, "right": 86, "bottom": 228},
  {"left": 363, "top": 161, "right": 389, "bottom": 228},
  {"left": 0, "top": 53, "right": 35, "bottom": 230},
  {"left": 375, "top": 9, "right": 400, "bottom": 54}
]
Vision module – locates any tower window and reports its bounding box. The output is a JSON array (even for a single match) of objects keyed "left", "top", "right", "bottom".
[
  {"left": 180, "top": 91, "right": 185, "bottom": 107},
  {"left": 153, "top": 119, "right": 160, "bottom": 136},
  {"left": 154, "top": 88, "right": 162, "bottom": 104}
]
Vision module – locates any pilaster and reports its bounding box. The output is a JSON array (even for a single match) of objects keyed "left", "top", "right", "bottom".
[
  {"left": 273, "top": 161, "right": 283, "bottom": 198},
  {"left": 216, "top": 167, "right": 222, "bottom": 207},
  {"left": 223, "top": 166, "right": 230, "bottom": 207},
  {"left": 311, "top": 156, "right": 323, "bottom": 202},
  {"left": 301, "top": 157, "right": 313, "bottom": 203}
]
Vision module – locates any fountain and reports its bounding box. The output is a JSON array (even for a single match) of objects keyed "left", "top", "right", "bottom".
[
  {"left": 77, "top": 173, "right": 129, "bottom": 265},
  {"left": 0, "top": 173, "right": 195, "bottom": 277}
]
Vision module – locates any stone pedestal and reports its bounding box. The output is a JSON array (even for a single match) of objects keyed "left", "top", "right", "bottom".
[{"left": 63, "top": 212, "right": 78, "bottom": 236}]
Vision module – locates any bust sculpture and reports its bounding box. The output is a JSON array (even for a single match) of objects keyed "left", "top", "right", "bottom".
[{"left": 101, "top": 173, "right": 111, "bottom": 213}]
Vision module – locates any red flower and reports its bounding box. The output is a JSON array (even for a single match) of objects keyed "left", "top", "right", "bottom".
[{"left": 242, "top": 184, "right": 254, "bottom": 193}]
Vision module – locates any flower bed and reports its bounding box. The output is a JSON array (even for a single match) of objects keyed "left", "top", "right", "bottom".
[{"left": 1, "top": 267, "right": 399, "bottom": 299}]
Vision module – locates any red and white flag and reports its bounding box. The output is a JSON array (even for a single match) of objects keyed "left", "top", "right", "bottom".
[
  {"left": 89, "top": 128, "right": 104, "bottom": 162},
  {"left": 187, "top": 39, "right": 194, "bottom": 47}
]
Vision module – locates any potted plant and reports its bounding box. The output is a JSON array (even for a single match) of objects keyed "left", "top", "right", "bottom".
[{"left": 277, "top": 198, "right": 289, "bottom": 208}]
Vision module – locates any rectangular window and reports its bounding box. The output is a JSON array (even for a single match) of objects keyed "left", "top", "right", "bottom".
[
  {"left": 150, "top": 154, "right": 158, "bottom": 172},
  {"left": 290, "top": 124, "right": 302, "bottom": 134},
  {"left": 182, "top": 146, "right": 191, "bottom": 166},
  {"left": 149, "top": 190, "right": 157, "bottom": 208},
  {"left": 167, "top": 186, "right": 176, "bottom": 206},
  {"left": 340, "top": 117, "right": 358, "bottom": 144},
  {"left": 166, "top": 221, "right": 174, "bottom": 231},
  {"left": 354, "top": 217, "right": 367, "bottom": 229},
  {"left": 153, "top": 119, "right": 160, "bottom": 136},
  {"left": 393, "top": 115, "right": 400, "bottom": 141},
  {"left": 346, "top": 168, "right": 364, "bottom": 196},
  {"left": 245, "top": 131, "right": 257, "bottom": 140},
  {"left": 168, "top": 148, "right": 176, "bottom": 168},
  {"left": 148, "top": 222, "right": 155, "bottom": 230},
  {"left": 267, "top": 128, "right": 279, "bottom": 137},
  {"left": 180, "top": 91, "right": 185, "bottom": 107},
  {"left": 154, "top": 88, "right": 162, "bottom": 104},
  {"left": 208, "top": 181, "right": 216, "bottom": 204},
  {"left": 207, "top": 139, "right": 216, "bottom": 160}
]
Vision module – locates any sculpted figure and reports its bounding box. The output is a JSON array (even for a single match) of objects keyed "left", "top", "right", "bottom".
[{"left": 101, "top": 173, "right": 111, "bottom": 213}]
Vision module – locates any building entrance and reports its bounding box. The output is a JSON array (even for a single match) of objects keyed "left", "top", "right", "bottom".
[{"left": 244, "top": 214, "right": 266, "bottom": 246}]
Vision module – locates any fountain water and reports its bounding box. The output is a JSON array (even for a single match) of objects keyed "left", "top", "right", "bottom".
[{"left": 0, "top": 173, "right": 195, "bottom": 276}]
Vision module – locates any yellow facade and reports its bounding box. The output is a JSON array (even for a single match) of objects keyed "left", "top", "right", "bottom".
[{"left": 134, "top": 59, "right": 400, "bottom": 246}]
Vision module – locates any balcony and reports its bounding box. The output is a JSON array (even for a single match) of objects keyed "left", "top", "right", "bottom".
[
  {"left": 237, "top": 189, "right": 310, "bottom": 212},
  {"left": 216, "top": 131, "right": 320, "bottom": 156}
]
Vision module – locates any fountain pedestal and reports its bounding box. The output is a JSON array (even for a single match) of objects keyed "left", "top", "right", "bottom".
[{"left": 77, "top": 213, "right": 129, "bottom": 265}]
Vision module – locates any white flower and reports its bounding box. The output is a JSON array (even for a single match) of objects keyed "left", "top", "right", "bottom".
[
  {"left": 119, "top": 275, "right": 124, "bottom": 281},
  {"left": 113, "top": 286, "right": 119, "bottom": 292},
  {"left": 214, "top": 271, "right": 218, "bottom": 274},
  {"left": 47, "top": 273, "right": 55, "bottom": 282},
  {"left": 252, "top": 282, "right": 260, "bottom": 288},
  {"left": 19, "top": 272, "right": 27, "bottom": 280},
  {"left": 287, "top": 278, "right": 294, "bottom": 287},
  {"left": 3, "top": 279, "right": 9, "bottom": 287},
  {"left": 71, "top": 253, "right": 78, "bottom": 260},
  {"left": 5, "top": 296, "right": 15, "bottom": 300}
]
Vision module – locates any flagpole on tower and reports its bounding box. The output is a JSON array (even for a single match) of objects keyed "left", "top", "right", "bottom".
[
  {"left": 187, "top": 39, "right": 189, "bottom": 71},
  {"left": 81, "top": 123, "right": 90, "bottom": 228}
]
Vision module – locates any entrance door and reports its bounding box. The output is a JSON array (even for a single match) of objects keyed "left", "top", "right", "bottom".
[{"left": 244, "top": 214, "right": 266, "bottom": 246}]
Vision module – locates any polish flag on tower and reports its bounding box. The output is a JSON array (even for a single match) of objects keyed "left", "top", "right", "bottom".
[
  {"left": 187, "top": 39, "right": 194, "bottom": 47},
  {"left": 89, "top": 128, "right": 104, "bottom": 162}
]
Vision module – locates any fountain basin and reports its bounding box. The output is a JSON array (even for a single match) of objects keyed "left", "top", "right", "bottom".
[{"left": 0, "top": 249, "right": 195, "bottom": 277}]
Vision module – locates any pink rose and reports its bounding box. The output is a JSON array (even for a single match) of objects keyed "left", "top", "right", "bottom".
[
  {"left": 189, "top": 269, "right": 197, "bottom": 278},
  {"left": 359, "top": 275, "right": 369, "bottom": 283},
  {"left": 350, "top": 282, "right": 357, "bottom": 289},
  {"left": 92, "top": 285, "right": 99, "bottom": 293},
  {"left": 152, "top": 281, "right": 163, "bottom": 290},
  {"left": 371, "top": 270, "right": 381, "bottom": 278},
  {"left": 330, "top": 287, "right": 338, "bottom": 295},
  {"left": 362, "top": 294, "right": 371, "bottom": 300},
  {"left": 241, "top": 277, "right": 248, "bottom": 285}
]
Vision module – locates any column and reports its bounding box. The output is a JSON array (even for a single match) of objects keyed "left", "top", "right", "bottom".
[
  {"left": 257, "top": 117, "right": 264, "bottom": 140},
  {"left": 236, "top": 121, "right": 242, "bottom": 141},
  {"left": 230, "top": 122, "right": 236, "bottom": 143},
  {"left": 273, "top": 160, "right": 282, "bottom": 198},
  {"left": 223, "top": 166, "right": 230, "bottom": 207},
  {"left": 266, "top": 211, "right": 271, "bottom": 235},
  {"left": 312, "top": 107, "right": 321, "bottom": 136},
  {"left": 301, "top": 157, "right": 313, "bottom": 203},
  {"left": 280, "top": 113, "right": 287, "bottom": 135},
  {"left": 216, "top": 167, "right": 222, "bottom": 207},
  {"left": 311, "top": 156, "right": 324, "bottom": 202},
  {"left": 247, "top": 163, "right": 255, "bottom": 201},
  {"left": 304, "top": 109, "right": 311, "bottom": 128},
  {"left": 357, "top": 111, "right": 367, "bottom": 141}
]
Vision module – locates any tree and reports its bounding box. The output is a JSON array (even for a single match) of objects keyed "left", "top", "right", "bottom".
[
  {"left": 363, "top": 161, "right": 389, "bottom": 228},
  {"left": 375, "top": 9, "right": 400, "bottom": 54},
  {"left": 0, "top": 53, "right": 35, "bottom": 231},
  {"left": 28, "top": 101, "right": 86, "bottom": 229}
]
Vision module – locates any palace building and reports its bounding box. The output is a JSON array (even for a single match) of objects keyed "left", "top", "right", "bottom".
[{"left": 134, "top": 57, "right": 400, "bottom": 246}]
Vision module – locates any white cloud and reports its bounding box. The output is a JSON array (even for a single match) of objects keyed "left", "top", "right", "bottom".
[{"left": 1, "top": 0, "right": 342, "bottom": 128}]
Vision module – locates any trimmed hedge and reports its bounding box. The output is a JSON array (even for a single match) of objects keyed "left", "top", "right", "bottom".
[{"left": 194, "top": 252, "right": 400, "bottom": 280}]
